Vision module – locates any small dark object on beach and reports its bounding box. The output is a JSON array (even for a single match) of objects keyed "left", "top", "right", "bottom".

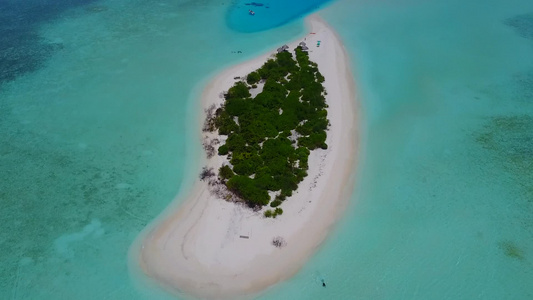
[{"left": 272, "top": 236, "right": 286, "bottom": 248}]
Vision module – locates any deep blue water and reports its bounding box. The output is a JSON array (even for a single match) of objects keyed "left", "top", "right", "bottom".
[{"left": 226, "top": 0, "right": 332, "bottom": 32}]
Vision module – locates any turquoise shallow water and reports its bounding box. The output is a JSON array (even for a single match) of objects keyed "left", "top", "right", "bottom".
[
  {"left": 262, "top": 0, "right": 533, "bottom": 299},
  {"left": 0, "top": 0, "right": 305, "bottom": 298},
  {"left": 1, "top": 0, "right": 533, "bottom": 299}
]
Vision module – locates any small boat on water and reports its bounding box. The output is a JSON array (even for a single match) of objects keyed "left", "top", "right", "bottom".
[{"left": 249, "top": 9, "right": 255, "bottom": 15}]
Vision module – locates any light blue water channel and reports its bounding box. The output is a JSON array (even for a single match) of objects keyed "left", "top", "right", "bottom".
[{"left": 1, "top": 0, "right": 532, "bottom": 299}]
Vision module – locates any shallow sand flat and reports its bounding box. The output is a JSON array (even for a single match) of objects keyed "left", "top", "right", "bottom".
[{"left": 134, "top": 15, "right": 359, "bottom": 299}]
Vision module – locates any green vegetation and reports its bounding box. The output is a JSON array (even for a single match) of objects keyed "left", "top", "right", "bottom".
[
  {"left": 246, "top": 71, "right": 261, "bottom": 85},
  {"left": 210, "top": 46, "right": 329, "bottom": 208},
  {"left": 219, "top": 165, "right": 234, "bottom": 181},
  {"left": 218, "top": 144, "right": 229, "bottom": 155},
  {"left": 264, "top": 207, "right": 284, "bottom": 218},
  {"left": 270, "top": 199, "right": 282, "bottom": 207}
]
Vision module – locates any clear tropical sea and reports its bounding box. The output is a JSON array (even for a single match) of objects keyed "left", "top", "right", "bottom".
[{"left": 1, "top": 0, "right": 532, "bottom": 299}]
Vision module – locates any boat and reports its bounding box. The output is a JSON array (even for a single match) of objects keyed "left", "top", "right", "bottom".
[{"left": 249, "top": 9, "right": 255, "bottom": 15}]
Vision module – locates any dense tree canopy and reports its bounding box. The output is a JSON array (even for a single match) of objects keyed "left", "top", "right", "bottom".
[{"left": 210, "top": 46, "right": 329, "bottom": 208}]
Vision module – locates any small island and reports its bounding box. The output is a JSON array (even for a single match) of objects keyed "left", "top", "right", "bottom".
[
  {"left": 136, "top": 15, "right": 357, "bottom": 300},
  {"left": 203, "top": 46, "right": 330, "bottom": 217}
]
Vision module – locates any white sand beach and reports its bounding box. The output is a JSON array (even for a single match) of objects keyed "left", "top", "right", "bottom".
[{"left": 135, "top": 15, "right": 359, "bottom": 299}]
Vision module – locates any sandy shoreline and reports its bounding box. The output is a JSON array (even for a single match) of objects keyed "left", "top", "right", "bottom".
[{"left": 134, "top": 15, "right": 359, "bottom": 299}]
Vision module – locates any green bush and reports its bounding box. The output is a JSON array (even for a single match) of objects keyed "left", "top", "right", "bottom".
[
  {"left": 280, "top": 188, "right": 293, "bottom": 199},
  {"left": 219, "top": 165, "right": 234, "bottom": 180},
  {"left": 254, "top": 173, "right": 279, "bottom": 191},
  {"left": 232, "top": 155, "right": 263, "bottom": 176},
  {"left": 295, "top": 169, "right": 307, "bottom": 182},
  {"left": 247, "top": 72, "right": 261, "bottom": 85},
  {"left": 298, "top": 132, "right": 327, "bottom": 150},
  {"left": 215, "top": 111, "right": 238, "bottom": 135},
  {"left": 227, "top": 176, "right": 269, "bottom": 206},
  {"left": 260, "top": 137, "right": 294, "bottom": 161},
  {"left": 218, "top": 144, "right": 229, "bottom": 155},
  {"left": 225, "top": 98, "right": 249, "bottom": 117},
  {"left": 226, "top": 81, "right": 251, "bottom": 99},
  {"left": 257, "top": 59, "right": 278, "bottom": 80},
  {"left": 276, "top": 194, "right": 286, "bottom": 201},
  {"left": 274, "top": 207, "right": 283, "bottom": 215},
  {"left": 316, "top": 71, "right": 325, "bottom": 83},
  {"left": 270, "top": 199, "right": 282, "bottom": 207},
  {"left": 264, "top": 209, "right": 273, "bottom": 218},
  {"left": 225, "top": 134, "right": 246, "bottom": 152}
]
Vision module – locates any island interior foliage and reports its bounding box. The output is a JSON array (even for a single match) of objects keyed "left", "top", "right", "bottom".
[{"left": 205, "top": 46, "right": 330, "bottom": 212}]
